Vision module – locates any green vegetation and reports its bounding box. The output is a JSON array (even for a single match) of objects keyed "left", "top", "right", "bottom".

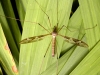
[{"left": 0, "top": 0, "right": 100, "bottom": 75}]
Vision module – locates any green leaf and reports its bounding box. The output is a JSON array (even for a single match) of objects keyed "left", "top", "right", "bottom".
[
  {"left": 0, "top": 67, "right": 3, "bottom": 75},
  {"left": 58, "top": 7, "right": 88, "bottom": 75},
  {"left": 19, "top": 0, "right": 73, "bottom": 75},
  {"left": 70, "top": 40, "right": 100, "bottom": 75},
  {"left": 59, "top": 0, "right": 100, "bottom": 75},
  {"left": 0, "top": 0, "right": 19, "bottom": 62},
  {"left": 0, "top": 24, "right": 18, "bottom": 75},
  {"left": 0, "top": 0, "right": 99, "bottom": 75},
  {"left": 68, "top": 0, "right": 100, "bottom": 75},
  {"left": 79, "top": 0, "right": 100, "bottom": 49},
  {"left": 15, "top": 0, "right": 27, "bottom": 26}
]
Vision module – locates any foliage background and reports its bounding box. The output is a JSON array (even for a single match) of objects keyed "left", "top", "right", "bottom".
[{"left": 0, "top": 0, "right": 100, "bottom": 75}]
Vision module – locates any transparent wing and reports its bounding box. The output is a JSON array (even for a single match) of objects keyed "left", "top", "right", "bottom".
[
  {"left": 58, "top": 34, "right": 88, "bottom": 48},
  {"left": 20, "top": 34, "right": 50, "bottom": 44}
]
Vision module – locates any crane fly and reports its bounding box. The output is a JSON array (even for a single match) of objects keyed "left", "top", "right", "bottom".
[
  {"left": 20, "top": 0, "right": 88, "bottom": 57},
  {"left": 20, "top": 25, "right": 88, "bottom": 56},
  {"left": 0, "top": 0, "right": 97, "bottom": 75}
]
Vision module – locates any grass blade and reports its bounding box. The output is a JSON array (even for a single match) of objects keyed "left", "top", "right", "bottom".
[
  {"left": 0, "top": 24, "right": 18, "bottom": 75},
  {"left": 59, "top": 0, "right": 100, "bottom": 75},
  {"left": 70, "top": 40, "right": 100, "bottom": 75},
  {"left": 0, "top": 67, "right": 3, "bottom": 75},
  {"left": 0, "top": 1, "right": 20, "bottom": 62},
  {"left": 79, "top": 0, "right": 100, "bottom": 49},
  {"left": 19, "top": 0, "right": 72, "bottom": 75}
]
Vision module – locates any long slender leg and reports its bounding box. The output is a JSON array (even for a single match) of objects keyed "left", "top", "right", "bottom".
[
  {"left": 25, "top": 21, "right": 50, "bottom": 33},
  {"left": 56, "top": 0, "right": 59, "bottom": 74},
  {"left": 35, "top": 0, "right": 52, "bottom": 28},
  {"left": 0, "top": 14, "right": 50, "bottom": 33},
  {"left": 38, "top": 39, "right": 52, "bottom": 75},
  {"left": 84, "top": 24, "right": 97, "bottom": 30},
  {"left": 44, "top": 39, "right": 52, "bottom": 57},
  {"left": 58, "top": 24, "right": 97, "bottom": 33},
  {"left": 58, "top": 25, "right": 74, "bottom": 32},
  {"left": 57, "top": 0, "right": 59, "bottom": 27}
]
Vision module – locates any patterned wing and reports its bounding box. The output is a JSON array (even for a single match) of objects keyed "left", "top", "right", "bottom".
[
  {"left": 20, "top": 34, "right": 50, "bottom": 44},
  {"left": 59, "top": 34, "right": 88, "bottom": 48}
]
